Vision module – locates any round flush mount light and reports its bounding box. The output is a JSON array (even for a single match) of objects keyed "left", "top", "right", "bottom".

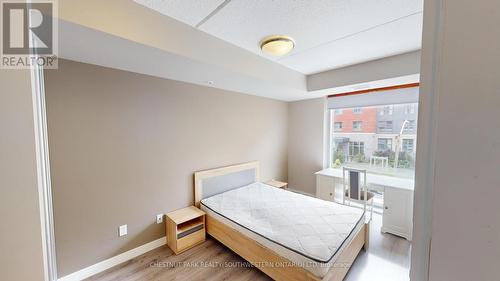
[{"left": 260, "top": 35, "right": 295, "bottom": 57}]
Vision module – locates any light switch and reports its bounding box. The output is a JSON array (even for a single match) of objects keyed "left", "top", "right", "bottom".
[{"left": 119, "top": 224, "right": 127, "bottom": 237}]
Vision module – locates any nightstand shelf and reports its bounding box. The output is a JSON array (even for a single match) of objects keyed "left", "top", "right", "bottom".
[
  {"left": 166, "top": 206, "right": 206, "bottom": 254},
  {"left": 177, "top": 217, "right": 204, "bottom": 234}
]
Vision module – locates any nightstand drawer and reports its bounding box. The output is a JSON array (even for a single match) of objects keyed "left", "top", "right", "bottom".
[
  {"left": 177, "top": 223, "right": 204, "bottom": 239},
  {"left": 177, "top": 228, "right": 205, "bottom": 252}
]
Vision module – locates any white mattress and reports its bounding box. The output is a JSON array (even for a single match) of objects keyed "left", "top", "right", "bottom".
[{"left": 200, "top": 182, "right": 365, "bottom": 278}]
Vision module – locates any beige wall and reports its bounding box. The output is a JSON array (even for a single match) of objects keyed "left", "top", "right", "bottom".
[
  {"left": 44, "top": 60, "right": 288, "bottom": 276},
  {"left": 0, "top": 69, "right": 46, "bottom": 281},
  {"left": 413, "top": 0, "right": 500, "bottom": 281},
  {"left": 287, "top": 98, "right": 326, "bottom": 195}
]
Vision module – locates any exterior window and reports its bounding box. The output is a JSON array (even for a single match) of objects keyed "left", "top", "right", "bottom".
[
  {"left": 329, "top": 99, "right": 419, "bottom": 180},
  {"left": 352, "top": 121, "right": 362, "bottom": 131},
  {"left": 377, "top": 121, "right": 393, "bottom": 132},
  {"left": 402, "top": 139, "right": 414, "bottom": 153},
  {"left": 404, "top": 104, "right": 416, "bottom": 114},
  {"left": 334, "top": 122, "right": 343, "bottom": 131},
  {"left": 380, "top": 105, "right": 393, "bottom": 115},
  {"left": 349, "top": 141, "right": 364, "bottom": 156},
  {"left": 404, "top": 120, "right": 416, "bottom": 132},
  {"left": 378, "top": 138, "right": 393, "bottom": 151}
]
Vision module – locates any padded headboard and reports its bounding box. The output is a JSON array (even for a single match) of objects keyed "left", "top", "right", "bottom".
[{"left": 194, "top": 161, "right": 259, "bottom": 207}]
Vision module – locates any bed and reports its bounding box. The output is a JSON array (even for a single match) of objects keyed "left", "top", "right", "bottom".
[{"left": 194, "top": 161, "right": 369, "bottom": 281}]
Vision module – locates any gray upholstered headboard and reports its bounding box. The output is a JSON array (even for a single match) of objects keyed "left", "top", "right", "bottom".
[{"left": 194, "top": 161, "right": 259, "bottom": 207}]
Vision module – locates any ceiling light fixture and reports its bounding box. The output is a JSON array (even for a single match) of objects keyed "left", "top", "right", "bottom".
[{"left": 260, "top": 35, "right": 295, "bottom": 57}]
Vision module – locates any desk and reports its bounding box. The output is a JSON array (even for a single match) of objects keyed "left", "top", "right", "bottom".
[
  {"left": 315, "top": 168, "right": 414, "bottom": 240},
  {"left": 315, "top": 168, "right": 414, "bottom": 191}
]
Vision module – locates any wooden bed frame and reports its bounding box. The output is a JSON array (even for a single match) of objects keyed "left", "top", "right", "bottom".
[{"left": 194, "top": 161, "right": 369, "bottom": 281}]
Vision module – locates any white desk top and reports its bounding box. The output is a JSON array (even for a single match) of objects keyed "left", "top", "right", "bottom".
[{"left": 315, "top": 168, "right": 414, "bottom": 191}]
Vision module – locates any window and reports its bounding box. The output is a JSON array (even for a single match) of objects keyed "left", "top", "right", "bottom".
[
  {"left": 353, "top": 121, "right": 362, "bottom": 131},
  {"left": 403, "top": 120, "right": 416, "bottom": 132},
  {"left": 404, "top": 104, "right": 416, "bottom": 114},
  {"left": 349, "top": 141, "right": 364, "bottom": 157},
  {"left": 378, "top": 138, "right": 393, "bottom": 151},
  {"left": 328, "top": 88, "right": 419, "bottom": 210},
  {"left": 330, "top": 101, "right": 419, "bottom": 179},
  {"left": 352, "top": 107, "right": 363, "bottom": 114},
  {"left": 334, "top": 122, "right": 343, "bottom": 131},
  {"left": 378, "top": 121, "right": 393, "bottom": 132},
  {"left": 402, "top": 139, "right": 414, "bottom": 153},
  {"left": 380, "top": 105, "right": 393, "bottom": 115}
]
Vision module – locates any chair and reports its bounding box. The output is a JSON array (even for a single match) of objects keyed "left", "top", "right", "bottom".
[{"left": 342, "top": 167, "right": 374, "bottom": 221}]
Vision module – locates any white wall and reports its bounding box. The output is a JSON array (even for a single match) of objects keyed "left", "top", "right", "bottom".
[
  {"left": 412, "top": 1, "right": 500, "bottom": 280},
  {"left": 57, "top": 0, "right": 307, "bottom": 101},
  {"left": 288, "top": 98, "right": 326, "bottom": 194},
  {"left": 0, "top": 69, "right": 46, "bottom": 281},
  {"left": 307, "top": 51, "right": 421, "bottom": 91}
]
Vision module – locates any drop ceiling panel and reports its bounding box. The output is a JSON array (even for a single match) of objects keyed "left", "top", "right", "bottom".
[
  {"left": 135, "top": 0, "right": 226, "bottom": 26},
  {"left": 200, "top": 0, "right": 422, "bottom": 56},
  {"left": 280, "top": 12, "right": 423, "bottom": 74},
  {"left": 136, "top": 0, "right": 423, "bottom": 74}
]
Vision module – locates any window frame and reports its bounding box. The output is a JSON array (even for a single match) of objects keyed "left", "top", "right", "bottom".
[
  {"left": 377, "top": 120, "right": 393, "bottom": 132},
  {"left": 348, "top": 141, "right": 365, "bottom": 157},
  {"left": 352, "top": 107, "right": 363, "bottom": 114},
  {"left": 380, "top": 105, "right": 394, "bottom": 116},
  {"left": 402, "top": 139, "right": 415, "bottom": 153},
  {"left": 377, "top": 138, "right": 393, "bottom": 151},
  {"left": 334, "top": 121, "right": 343, "bottom": 131},
  {"left": 404, "top": 120, "right": 416, "bottom": 132},
  {"left": 352, "top": 121, "right": 363, "bottom": 131}
]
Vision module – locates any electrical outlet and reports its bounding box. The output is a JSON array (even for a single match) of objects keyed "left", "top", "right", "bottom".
[
  {"left": 119, "top": 224, "right": 127, "bottom": 237},
  {"left": 156, "top": 214, "right": 164, "bottom": 224}
]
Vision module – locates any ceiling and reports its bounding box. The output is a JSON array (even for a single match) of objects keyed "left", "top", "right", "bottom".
[
  {"left": 134, "top": 0, "right": 424, "bottom": 75},
  {"left": 55, "top": 0, "right": 421, "bottom": 101}
]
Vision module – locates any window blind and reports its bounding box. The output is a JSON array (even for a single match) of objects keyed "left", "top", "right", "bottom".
[{"left": 327, "top": 85, "right": 419, "bottom": 109}]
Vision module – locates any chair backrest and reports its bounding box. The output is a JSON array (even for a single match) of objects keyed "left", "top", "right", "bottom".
[
  {"left": 342, "top": 167, "right": 367, "bottom": 201},
  {"left": 349, "top": 170, "right": 360, "bottom": 200}
]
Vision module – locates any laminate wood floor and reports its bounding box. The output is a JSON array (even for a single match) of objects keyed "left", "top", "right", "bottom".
[{"left": 87, "top": 214, "right": 410, "bottom": 281}]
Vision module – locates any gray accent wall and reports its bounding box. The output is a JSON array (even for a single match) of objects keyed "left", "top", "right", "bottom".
[{"left": 45, "top": 60, "right": 288, "bottom": 277}]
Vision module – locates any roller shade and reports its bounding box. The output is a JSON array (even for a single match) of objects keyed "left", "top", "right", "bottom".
[{"left": 328, "top": 85, "right": 419, "bottom": 109}]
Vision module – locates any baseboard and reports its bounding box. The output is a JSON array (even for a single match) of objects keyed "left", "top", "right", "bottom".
[
  {"left": 58, "top": 236, "right": 166, "bottom": 281},
  {"left": 287, "top": 187, "right": 316, "bottom": 197},
  {"left": 381, "top": 227, "right": 412, "bottom": 241}
]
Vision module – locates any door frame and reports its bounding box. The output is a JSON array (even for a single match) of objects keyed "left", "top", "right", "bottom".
[
  {"left": 409, "top": 0, "right": 443, "bottom": 280},
  {"left": 31, "top": 63, "right": 58, "bottom": 281}
]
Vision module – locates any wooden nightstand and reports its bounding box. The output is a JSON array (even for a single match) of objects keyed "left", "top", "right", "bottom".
[
  {"left": 166, "top": 206, "right": 206, "bottom": 254},
  {"left": 265, "top": 180, "right": 288, "bottom": 189}
]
